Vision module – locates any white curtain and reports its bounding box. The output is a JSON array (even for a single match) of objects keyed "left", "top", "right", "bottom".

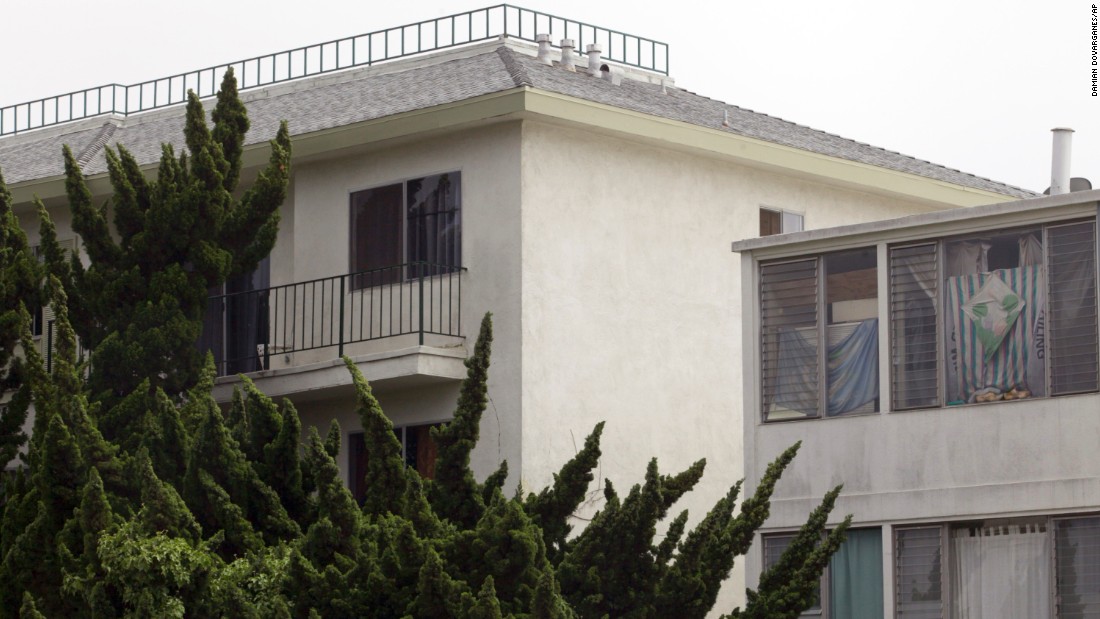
[{"left": 951, "top": 524, "right": 1051, "bottom": 619}]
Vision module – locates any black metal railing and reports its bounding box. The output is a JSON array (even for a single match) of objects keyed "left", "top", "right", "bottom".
[
  {"left": 0, "top": 5, "right": 668, "bottom": 137},
  {"left": 201, "top": 263, "right": 465, "bottom": 377}
]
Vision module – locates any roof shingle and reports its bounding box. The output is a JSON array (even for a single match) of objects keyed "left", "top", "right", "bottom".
[{"left": 0, "top": 43, "right": 1034, "bottom": 199}]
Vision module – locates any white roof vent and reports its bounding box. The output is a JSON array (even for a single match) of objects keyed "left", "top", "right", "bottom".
[
  {"left": 535, "top": 34, "right": 553, "bottom": 65},
  {"left": 586, "top": 44, "right": 602, "bottom": 76},
  {"left": 559, "top": 38, "right": 576, "bottom": 71}
]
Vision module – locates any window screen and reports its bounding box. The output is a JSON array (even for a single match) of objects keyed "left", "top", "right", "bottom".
[
  {"left": 761, "top": 259, "right": 820, "bottom": 419},
  {"left": 890, "top": 244, "right": 940, "bottom": 410},
  {"left": 1047, "top": 222, "right": 1099, "bottom": 395},
  {"left": 1055, "top": 516, "right": 1100, "bottom": 618},
  {"left": 895, "top": 527, "right": 943, "bottom": 619}
]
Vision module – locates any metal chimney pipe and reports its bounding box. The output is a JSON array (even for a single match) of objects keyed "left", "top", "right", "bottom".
[
  {"left": 1051, "top": 127, "right": 1074, "bottom": 195},
  {"left": 535, "top": 34, "right": 553, "bottom": 65},
  {"left": 586, "top": 43, "right": 602, "bottom": 76},
  {"left": 559, "top": 38, "right": 575, "bottom": 71}
]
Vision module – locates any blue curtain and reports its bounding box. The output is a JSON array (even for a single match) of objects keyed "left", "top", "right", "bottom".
[
  {"left": 827, "top": 318, "right": 879, "bottom": 416},
  {"left": 830, "top": 528, "right": 884, "bottom": 619}
]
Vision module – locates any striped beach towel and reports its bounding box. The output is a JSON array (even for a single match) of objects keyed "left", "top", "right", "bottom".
[{"left": 945, "top": 265, "right": 1045, "bottom": 402}]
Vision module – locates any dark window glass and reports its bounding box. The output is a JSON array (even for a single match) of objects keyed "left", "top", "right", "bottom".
[
  {"left": 350, "top": 183, "right": 403, "bottom": 288},
  {"left": 761, "top": 209, "right": 781, "bottom": 236},
  {"left": 407, "top": 173, "right": 461, "bottom": 274}
]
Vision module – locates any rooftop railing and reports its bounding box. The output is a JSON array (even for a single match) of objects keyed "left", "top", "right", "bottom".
[{"left": 0, "top": 4, "right": 669, "bottom": 137}]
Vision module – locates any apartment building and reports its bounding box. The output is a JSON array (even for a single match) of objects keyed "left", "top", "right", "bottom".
[
  {"left": 733, "top": 182, "right": 1100, "bottom": 617},
  {"left": 0, "top": 5, "right": 1034, "bottom": 609}
]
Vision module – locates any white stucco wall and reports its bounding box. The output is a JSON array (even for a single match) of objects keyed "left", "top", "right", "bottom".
[
  {"left": 517, "top": 119, "right": 941, "bottom": 613},
  {"left": 281, "top": 121, "right": 525, "bottom": 484}
]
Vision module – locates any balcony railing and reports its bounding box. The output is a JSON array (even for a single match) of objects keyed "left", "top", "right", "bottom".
[
  {"left": 0, "top": 4, "right": 669, "bottom": 137},
  {"left": 200, "top": 263, "right": 465, "bottom": 377}
]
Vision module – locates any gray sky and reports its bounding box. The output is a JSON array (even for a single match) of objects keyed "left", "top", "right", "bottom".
[{"left": 2, "top": 0, "right": 1096, "bottom": 193}]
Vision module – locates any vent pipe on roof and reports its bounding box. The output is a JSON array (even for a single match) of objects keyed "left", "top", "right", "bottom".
[
  {"left": 560, "top": 39, "right": 576, "bottom": 71},
  {"left": 601, "top": 64, "right": 622, "bottom": 85},
  {"left": 536, "top": 34, "right": 553, "bottom": 65},
  {"left": 586, "top": 44, "right": 602, "bottom": 76},
  {"left": 1050, "top": 127, "right": 1074, "bottom": 196}
]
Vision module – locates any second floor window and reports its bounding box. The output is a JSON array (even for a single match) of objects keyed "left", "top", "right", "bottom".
[
  {"left": 891, "top": 221, "right": 1098, "bottom": 410},
  {"left": 760, "top": 247, "right": 879, "bottom": 420},
  {"left": 759, "top": 219, "right": 1100, "bottom": 420},
  {"left": 349, "top": 172, "right": 461, "bottom": 288}
]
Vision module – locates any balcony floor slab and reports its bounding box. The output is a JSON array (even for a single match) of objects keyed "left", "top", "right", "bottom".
[{"left": 211, "top": 344, "right": 468, "bottom": 404}]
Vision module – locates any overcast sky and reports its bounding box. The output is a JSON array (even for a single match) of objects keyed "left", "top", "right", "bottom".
[{"left": 2, "top": 0, "right": 1096, "bottom": 193}]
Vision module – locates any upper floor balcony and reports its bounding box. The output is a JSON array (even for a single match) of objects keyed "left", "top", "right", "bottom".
[{"left": 199, "top": 262, "right": 469, "bottom": 402}]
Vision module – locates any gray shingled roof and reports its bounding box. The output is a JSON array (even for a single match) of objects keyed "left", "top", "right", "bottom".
[{"left": 0, "top": 44, "right": 1035, "bottom": 199}]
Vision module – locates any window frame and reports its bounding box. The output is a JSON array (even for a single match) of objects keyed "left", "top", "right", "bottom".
[
  {"left": 759, "top": 246, "right": 881, "bottom": 422},
  {"left": 760, "top": 206, "right": 805, "bottom": 237},
  {"left": 887, "top": 219, "right": 1099, "bottom": 413},
  {"left": 891, "top": 514, "right": 1100, "bottom": 619},
  {"left": 763, "top": 527, "right": 884, "bottom": 619},
  {"left": 348, "top": 171, "right": 463, "bottom": 289},
  {"left": 758, "top": 217, "right": 1100, "bottom": 422}
]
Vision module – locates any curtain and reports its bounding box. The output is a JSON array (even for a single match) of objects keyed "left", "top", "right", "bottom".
[
  {"left": 774, "top": 318, "right": 879, "bottom": 416},
  {"left": 951, "top": 524, "right": 1051, "bottom": 619},
  {"left": 830, "top": 528, "right": 884, "bottom": 619},
  {"left": 827, "top": 319, "right": 879, "bottom": 416}
]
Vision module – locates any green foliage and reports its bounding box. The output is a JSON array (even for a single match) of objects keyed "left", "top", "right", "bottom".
[
  {"left": 0, "top": 68, "right": 848, "bottom": 617},
  {"left": 55, "top": 67, "right": 290, "bottom": 405},
  {"left": 525, "top": 421, "right": 604, "bottom": 563},
  {"left": 0, "top": 168, "right": 38, "bottom": 470},
  {"left": 429, "top": 312, "right": 493, "bottom": 528}
]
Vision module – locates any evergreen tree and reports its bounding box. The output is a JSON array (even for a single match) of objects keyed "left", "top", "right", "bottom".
[
  {"left": 0, "top": 168, "right": 40, "bottom": 472},
  {"left": 429, "top": 313, "right": 493, "bottom": 528},
  {"left": 50, "top": 68, "right": 290, "bottom": 406}
]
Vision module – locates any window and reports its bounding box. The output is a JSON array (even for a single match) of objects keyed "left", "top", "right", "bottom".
[
  {"left": 1054, "top": 516, "right": 1100, "bottom": 617},
  {"left": 764, "top": 528, "right": 883, "bottom": 618},
  {"left": 349, "top": 172, "right": 461, "bottom": 288},
  {"left": 761, "top": 207, "right": 804, "bottom": 237},
  {"left": 894, "top": 516, "right": 1100, "bottom": 619},
  {"left": 889, "top": 221, "right": 1098, "bottom": 410},
  {"left": 760, "top": 247, "right": 879, "bottom": 420},
  {"left": 348, "top": 422, "right": 441, "bottom": 504},
  {"left": 894, "top": 527, "right": 943, "bottom": 618}
]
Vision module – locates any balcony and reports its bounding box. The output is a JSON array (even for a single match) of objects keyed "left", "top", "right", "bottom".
[{"left": 200, "top": 262, "right": 468, "bottom": 402}]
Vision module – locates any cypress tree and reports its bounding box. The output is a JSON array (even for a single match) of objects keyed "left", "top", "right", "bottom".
[
  {"left": 429, "top": 313, "right": 493, "bottom": 528},
  {"left": 344, "top": 357, "right": 408, "bottom": 518},
  {"left": 467, "top": 576, "right": 504, "bottom": 619},
  {"left": 56, "top": 68, "right": 290, "bottom": 405},
  {"left": 0, "top": 167, "right": 37, "bottom": 471},
  {"left": 525, "top": 421, "right": 604, "bottom": 564},
  {"left": 18, "top": 593, "right": 45, "bottom": 619}
]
